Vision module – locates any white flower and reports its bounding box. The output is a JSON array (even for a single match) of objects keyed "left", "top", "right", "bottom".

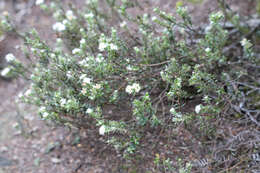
[
  {"left": 79, "top": 59, "right": 89, "bottom": 67},
  {"left": 52, "top": 22, "right": 66, "bottom": 32},
  {"left": 94, "top": 84, "right": 101, "bottom": 89},
  {"left": 39, "top": 106, "right": 46, "bottom": 112},
  {"left": 66, "top": 71, "right": 73, "bottom": 78},
  {"left": 110, "top": 43, "right": 118, "bottom": 51},
  {"left": 80, "top": 38, "right": 86, "bottom": 45},
  {"left": 81, "top": 88, "right": 87, "bottom": 95},
  {"left": 5, "top": 53, "right": 15, "bottom": 62},
  {"left": 126, "top": 65, "right": 133, "bottom": 71},
  {"left": 134, "top": 47, "right": 140, "bottom": 53},
  {"left": 62, "top": 19, "right": 69, "bottom": 25},
  {"left": 50, "top": 53, "right": 56, "bottom": 59},
  {"left": 86, "top": 108, "right": 93, "bottom": 114},
  {"left": 82, "top": 77, "right": 92, "bottom": 85},
  {"left": 98, "top": 42, "right": 108, "bottom": 51},
  {"left": 79, "top": 74, "right": 87, "bottom": 80},
  {"left": 96, "top": 55, "right": 104, "bottom": 63},
  {"left": 151, "top": 16, "right": 157, "bottom": 21},
  {"left": 205, "top": 47, "right": 211, "bottom": 53},
  {"left": 56, "top": 38, "right": 63, "bottom": 44},
  {"left": 53, "top": 11, "right": 62, "bottom": 19},
  {"left": 240, "top": 38, "right": 252, "bottom": 49},
  {"left": 1, "top": 67, "right": 11, "bottom": 77},
  {"left": 195, "top": 104, "right": 202, "bottom": 114},
  {"left": 72, "top": 48, "right": 81, "bottom": 55},
  {"left": 3, "top": 11, "right": 9, "bottom": 17},
  {"left": 35, "top": 0, "right": 44, "bottom": 5},
  {"left": 120, "top": 21, "right": 127, "bottom": 28},
  {"left": 25, "top": 89, "right": 32, "bottom": 97},
  {"left": 84, "top": 13, "right": 94, "bottom": 19},
  {"left": 125, "top": 83, "right": 141, "bottom": 94},
  {"left": 125, "top": 85, "right": 133, "bottom": 94},
  {"left": 18, "top": 92, "right": 23, "bottom": 98},
  {"left": 42, "top": 112, "right": 49, "bottom": 118},
  {"left": 99, "top": 125, "right": 106, "bottom": 135},
  {"left": 60, "top": 98, "right": 67, "bottom": 107},
  {"left": 66, "top": 10, "right": 76, "bottom": 20},
  {"left": 170, "top": 107, "right": 176, "bottom": 114},
  {"left": 132, "top": 83, "right": 141, "bottom": 93},
  {"left": 240, "top": 38, "right": 247, "bottom": 47}
]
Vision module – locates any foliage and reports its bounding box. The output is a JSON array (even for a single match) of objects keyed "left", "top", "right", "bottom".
[{"left": 1, "top": 0, "right": 260, "bottom": 171}]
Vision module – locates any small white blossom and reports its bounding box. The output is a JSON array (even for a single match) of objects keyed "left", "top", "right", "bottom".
[
  {"left": 60, "top": 98, "right": 67, "bottom": 107},
  {"left": 195, "top": 104, "right": 202, "bottom": 114},
  {"left": 39, "top": 106, "right": 46, "bottom": 112},
  {"left": 35, "top": 0, "right": 44, "bottom": 5},
  {"left": 151, "top": 16, "right": 157, "bottom": 22},
  {"left": 1, "top": 67, "right": 11, "bottom": 77},
  {"left": 125, "top": 85, "right": 132, "bottom": 94},
  {"left": 94, "top": 84, "right": 101, "bottom": 89},
  {"left": 79, "top": 74, "right": 87, "bottom": 80},
  {"left": 18, "top": 92, "right": 23, "bottom": 98},
  {"left": 24, "top": 89, "right": 32, "bottom": 97},
  {"left": 72, "top": 48, "right": 81, "bottom": 55},
  {"left": 5, "top": 53, "right": 16, "bottom": 62},
  {"left": 132, "top": 83, "right": 141, "bottom": 91},
  {"left": 52, "top": 22, "right": 66, "bottom": 32},
  {"left": 79, "top": 59, "right": 89, "bottom": 67},
  {"left": 84, "top": 13, "right": 94, "bottom": 19},
  {"left": 240, "top": 38, "right": 252, "bottom": 49},
  {"left": 66, "top": 10, "right": 76, "bottom": 20},
  {"left": 86, "top": 108, "right": 93, "bottom": 114},
  {"left": 98, "top": 42, "right": 108, "bottom": 51},
  {"left": 110, "top": 43, "right": 118, "bottom": 51},
  {"left": 62, "top": 19, "right": 69, "bottom": 25},
  {"left": 96, "top": 57, "right": 103, "bottom": 63},
  {"left": 126, "top": 65, "right": 133, "bottom": 71},
  {"left": 56, "top": 38, "right": 63, "bottom": 44},
  {"left": 80, "top": 38, "right": 86, "bottom": 45},
  {"left": 99, "top": 125, "right": 106, "bottom": 135},
  {"left": 125, "top": 83, "right": 141, "bottom": 94},
  {"left": 12, "top": 122, "right": 19, "bottom": 129},
  {"left": 66, "top": 71, "right": 73, "bottom": 78},
  {"left": 3, "top": 11, "right": 9, "bottom": 17},
  {"left": 120, "top": 21, "right": 127, "bottom": 28},
  {"left": 50, "top": 53, "right": 56, "bottom": 59},
  {"left": 134, "top": 47, "right": 140, "bottom": 53},
  {"left": 82, "top": 77, "right": 92, "bottom": 85},
  {"left": 205, "top": 47, "right": 211, "bottom": 53},
  {"left": 81, "top": 88, "right": 87, "bottom": 95},
  {"left": 53, "top": 11, "right": 62, "bottom": 19},
  {"left": 42, "top": 112, "right": 49, "bottom": 118},
  {"left": 170, "top": 108, "right": 176, "bottom": 114}
]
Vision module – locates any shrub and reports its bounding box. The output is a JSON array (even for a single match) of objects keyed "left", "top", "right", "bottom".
[{"left": 1, "top": 0, "right": 260, "bottom": 171}]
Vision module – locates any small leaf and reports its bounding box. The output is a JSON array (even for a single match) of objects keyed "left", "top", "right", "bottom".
[{"left": 34, "top": 157, "right": 41, "bottom": 166}]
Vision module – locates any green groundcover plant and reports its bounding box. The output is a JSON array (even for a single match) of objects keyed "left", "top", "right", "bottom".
[{"left": 1, "top": 0, "right": 259, "bottom": 171}]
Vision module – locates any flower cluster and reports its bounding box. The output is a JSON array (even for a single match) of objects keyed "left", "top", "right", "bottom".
[
  {"left": 240, "top": 38, "right": 252, "bottom": 49},
  {"left": 125, "top": 83, "right": 141, "bottom": 94},
  {"left": 98, "top": 34, "right": 118, "bottom": 51}
]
